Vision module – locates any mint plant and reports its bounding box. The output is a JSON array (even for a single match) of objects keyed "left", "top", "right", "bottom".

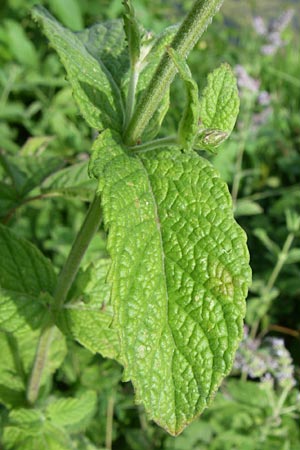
[{"left": 0, "top": 0, "right": 251, "bottom": 440}]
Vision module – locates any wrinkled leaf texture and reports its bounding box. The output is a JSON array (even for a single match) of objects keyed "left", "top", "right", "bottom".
[{"left": 90, "top": 130, "right": 251, "bottom": 435}]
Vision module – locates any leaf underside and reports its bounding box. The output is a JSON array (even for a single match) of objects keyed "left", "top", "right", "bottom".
[{"left": 90, "top": 130, "right": 251, "bottom": 435}]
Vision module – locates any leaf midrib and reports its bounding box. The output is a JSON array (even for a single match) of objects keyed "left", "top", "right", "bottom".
[{"left": 138, "top": 156, "right": 178, "bottom": 424}]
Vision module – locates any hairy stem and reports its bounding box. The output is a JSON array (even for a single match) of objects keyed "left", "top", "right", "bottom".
[
  {"left": 27, "top": 191, "right": 102, "bottom": 404},
  {"left": 105, "top": 396, "right": 114, "bottom": 450},
  {"left": 53, "top": 192, "right": 102, "bottom": 309},
  {"left": 266, "top": 232, "right": 294, "bottom": 293},
  {"left": 27, "top": 325, "right": 55, "bottom": 404},
  {"left": 251, "top": 232, "right": 294, "bottom": 339},
  {"left": 124, "top": 0, "right": 224, "bottom": 145}
]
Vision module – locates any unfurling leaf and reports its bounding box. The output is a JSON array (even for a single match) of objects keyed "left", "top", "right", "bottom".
[
  {"left": 196, "top": 63, "right": 239, "bottom": 153},
  {"left": 90, "top": 130, "right": 251, "bottom": 435},
  {"left": 123, "top": 0, "right": 141, "bottom": 65}
]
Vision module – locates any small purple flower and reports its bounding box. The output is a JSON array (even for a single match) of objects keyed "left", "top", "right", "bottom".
[
  {"left": 253, "top": 9, "right": 295, "bottom": 56},
  {"left": 258, "top": 91, "right": 271, "bottom": 106},
  {"left": 270, "top": 9, "right": 295, "bottom": 34},
  {"left": 253, "top": 16, "right": 267, "bottom": 36},
  {"left": 235, "top": 65, "right": 260, "bottom": 94}
]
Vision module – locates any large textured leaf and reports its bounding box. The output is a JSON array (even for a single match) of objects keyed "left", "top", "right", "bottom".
[
  {"left": 90, "top": 130, "right": 251, "bottom": 435},
  {"left": 32, "top": 6, "right": 124, "bottom": 131},
  {"left": 196, "top": 63, "right": 239, "bottom": 152},
  {"left": 0, "top": 225, "right": 56, "bottom": 333},
  {"left": 60, "top": 259, "right": 119, "bottom": 359}
]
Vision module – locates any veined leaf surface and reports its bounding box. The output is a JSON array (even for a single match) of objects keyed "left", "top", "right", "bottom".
[
  {"left": 90, "top": 130, "right": 251, "bottom": 435},
  {"left": 197, "top": 63, "right": 239, "bottom": 152},
  {"left": 32, "top": 6, "right": 124, "bottom": 131}
]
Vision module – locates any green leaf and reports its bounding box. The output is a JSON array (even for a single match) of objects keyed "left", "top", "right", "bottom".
[
  {"left": 123, "top": 0, "right": 141, "bottom": 65},
  {"left": 0, "top": 326, "right": 66, "bottom": 408},
  {"left": 60, "top": 259, "right": 119, "bottom": 360},
  {"left": 285, "top": 248, "right": 300, "bottom": 265},
  {"left": 167, "top": 47, "right": 200, "bottom": 150},
  {"left": 196, "top": 63, "right": 239, "bottom": 152},
  {"left": 0, "top": 332, "right": 26, "bottom": 407},
  {"left": 90, "top": 130, "right": 251, "bottom": 435},
  {"left": 4, "top": 154, "right": 62, "bottom": 197},
  {"left": 3, "top": 408, "right": 71, "bottom": 450},
  {"left": 234, "top": 199, "right": 263, "bottom": 217},
  {"left": 0, "top": 182, "right": 18, "bottom": 220},
  {"left": 0, "top": 225, "right": 56, "bottom": 333},
  {"left": 32, "top": 6, "right": 124, "bottom": 131},
  {"left": 3, "top": 19, "right": 39, "bottom": 68},
  {"left": 45, "top": 391, "right": 97, "bottom": 431},
  {"left": 48, "top": 0, "right": 84, "bottom": 31},
  {"left": 253, "top": 228, "right": 280, "bottom": 256},
  {"left": 20, "top": 136, "right": 54, "bottom": 156},
  {"left": 77, "top": 19, "right": 129, "bottom": 90},
  {"left": 41, "top": 161, "right": 97, "bottom": 201}
]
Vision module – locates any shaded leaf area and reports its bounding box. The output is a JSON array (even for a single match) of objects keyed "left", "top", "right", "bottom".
[
  {"left": 77, "top": 19, "right": 130, "bottom": 93},
  {"left": 0, "top": 151, "right": 63, "bottom": 220},
  {"left": 0, "top": 225, "right": 57, "bottom": 333},
  {"left": 32, "top": 6, "right": 124, "bottom": 132},
  {"left": 0, "top": 327, "right": 66, "bottom": 409},
  {"left": 41, "top": 161, "right": 97, "bottom": 202},
  {"left": 2, "top": 390, "right": 96, "bottom": 450},
  {"left": 90, "top": 130, "right": 251, "bottom": 435},
  {"left": 59, "top": 259, "right": 120, "bottom": 360},
  {"left": 78, "top": 17, "right": 177, "bottom": 139},
  {"left": 36, "top": 6, "right": 177, "bottom": 140},
  {"left": 0, "top": 225, "right": 66, "bottom": 410}
]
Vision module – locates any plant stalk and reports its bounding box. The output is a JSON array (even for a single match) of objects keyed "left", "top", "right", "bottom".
[
  {"left": 27, "top": 191, "right": 102, "bottom": 404},
  {"left": 27, "top": 325, "right": 55, "bottom": 404},
  {"left": 53, "top": 191, "right": 102, "bottom": 309},
  {"left": 250, "top": 232, "right": 294, "bottom": 339},
  {"left": 124, "top": 0, "right": 224, "bottom": 145}
]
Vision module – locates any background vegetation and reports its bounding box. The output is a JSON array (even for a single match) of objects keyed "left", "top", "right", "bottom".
[{"left": 0, "top": 0, "right": 299, "bottom": 448}]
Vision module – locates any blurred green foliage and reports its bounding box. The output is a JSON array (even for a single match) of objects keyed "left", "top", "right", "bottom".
[{"left": 0, "top": 0, "right": 300, "bottom": 448}]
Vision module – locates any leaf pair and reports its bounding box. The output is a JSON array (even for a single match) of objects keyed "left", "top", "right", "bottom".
[{"left": 32, "top": 6, "right": 176, "bottom": 141}]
